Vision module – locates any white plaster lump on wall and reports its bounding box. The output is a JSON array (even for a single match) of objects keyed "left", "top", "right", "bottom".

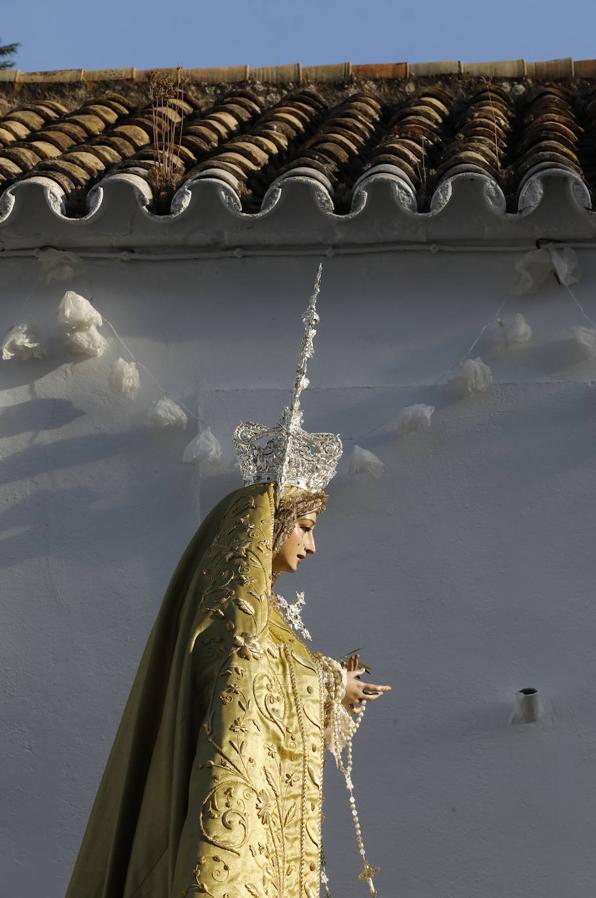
[
  {"left": 396, "top": 403, "right": 435, "bottom": 434},
  {"left": 347, "top": 445, "right": 385, "bottom": 479},
  {"left": 59, "top": 291, "right": 107, "bottom": 358},
  {"left": 570, "top": 326, "right": 596, "bottom": 359},
  {"left": 58, "top": 291, "right": 103, "bottom": 331},
  {"left": 149, "top": 397, "right": 188, "bottom": 430},
  {"left": 493, "top": 313, "right": 533, "bottom": 348},
  {"left": 182, "top": 427, "right": 223, "bottom": 466},
  {"left": 449, "top": 357, "right": 493, "bottom": 396},
  {"left": 109, "top": 358, "right": 141, "bottom": 399},
  {"left": 1, "top": 321, "right": 45, "bottom": 360}
]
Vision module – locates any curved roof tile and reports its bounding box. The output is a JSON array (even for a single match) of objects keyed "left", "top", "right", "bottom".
[{"left": 1, "top": 61, "right": 596, "bottom": 215}]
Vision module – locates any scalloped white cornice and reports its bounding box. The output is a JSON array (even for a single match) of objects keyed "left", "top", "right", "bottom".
[{"left": 0, "top": 169, "right": 594, "bottom": 253}]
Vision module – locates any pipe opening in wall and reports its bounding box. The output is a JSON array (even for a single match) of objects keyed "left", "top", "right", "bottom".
[{"left": 510, "top": 687, "right": 542, "bottom": 724}]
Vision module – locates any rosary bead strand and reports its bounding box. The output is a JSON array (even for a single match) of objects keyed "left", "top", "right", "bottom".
[
  {"left": 320, "top": 845, "right": 333, "bottom": 898},
  {"left": 331, "top": 699, "right": 380, "bottom": 896}
]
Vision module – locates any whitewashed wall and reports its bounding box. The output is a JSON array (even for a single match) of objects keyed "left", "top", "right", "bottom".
[{"left": 3, "top": 247, "right": 596, "bottom": 898}]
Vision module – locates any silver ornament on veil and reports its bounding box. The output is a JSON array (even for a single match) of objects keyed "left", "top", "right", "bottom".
[
  {"left": 234, "top": 264, "right": 343, "bottom": 494},
  {"left": 273, "top": 591, "right": 312, "bottom": 641}
]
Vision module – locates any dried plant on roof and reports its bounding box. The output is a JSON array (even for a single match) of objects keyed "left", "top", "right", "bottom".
[{"left": 147, "top": 68, "right": 187, "bottom": 209}]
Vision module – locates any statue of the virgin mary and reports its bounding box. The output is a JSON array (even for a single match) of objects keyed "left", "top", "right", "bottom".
[{"left": 65, "top": 267, "right": 391, "bottom": 898}]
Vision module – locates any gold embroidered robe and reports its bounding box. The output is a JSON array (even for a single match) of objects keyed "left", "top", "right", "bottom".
[{"left": 65, "top": 483, "right": 327, "bottom": 898}]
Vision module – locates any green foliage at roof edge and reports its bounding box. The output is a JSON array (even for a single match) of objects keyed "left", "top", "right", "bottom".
[{"left": 0, "top": 38, "right": 18, "bottom": 70}]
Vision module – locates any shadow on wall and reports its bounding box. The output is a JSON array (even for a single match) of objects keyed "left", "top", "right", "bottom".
[
  {"left": 0, "top": 339, "right": 76, "bottom": 391},
  {"left": 0, "top": 396, "right": 84, "bottom": 440},
  {"left": 0, "top": 394, "right": 198, "bottom": 573}
]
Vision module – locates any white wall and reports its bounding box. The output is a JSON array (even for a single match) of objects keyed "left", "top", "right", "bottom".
[{"left": 3, "top": 247, "right": 596, "bottom": 897}]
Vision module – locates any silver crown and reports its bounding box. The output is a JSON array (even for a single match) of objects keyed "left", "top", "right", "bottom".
[{"left": 234, "top": 264, "right": 343, "bottom": 493}]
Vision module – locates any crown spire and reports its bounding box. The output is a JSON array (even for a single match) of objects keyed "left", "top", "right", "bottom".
[
  {"left": 284, "top": 262, "right": 322, "bottom": 431},
  {"left": 234, "top": 263, "right": 342, "bottom": 496}
]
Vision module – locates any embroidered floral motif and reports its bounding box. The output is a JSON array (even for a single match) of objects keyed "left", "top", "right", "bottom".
[
  {"left": 233, "top": 632, "right": 262, "bottom": 660},
  {"left": 219, "top": 685, "right": 240, "bottom": 704},
  {"left": 256, "top": 789, "right": 273, "bottom": 824},
  {"left": 230, "top": 717, "right": 248, "bottom": 733}
]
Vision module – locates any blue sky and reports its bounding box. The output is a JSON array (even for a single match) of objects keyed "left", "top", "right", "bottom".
[{"left": 1, "top": 0, "right": 595, "bottom": 72}]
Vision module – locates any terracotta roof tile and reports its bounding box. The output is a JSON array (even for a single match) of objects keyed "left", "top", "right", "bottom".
[
  {"left": 366, "top": 87, "right": 452, "bottom": 192},
  {"left": 513, "top": 85, "right": 582, "bottom": 190},
  {"left": 436, "top": 87, "right": 512, "bottom": 181},
  {"left": 187, "top": 88, "right": 325, "bottom": 206},
  {"left": 1, "top": 60, "right": 596, "bottom": 213}
]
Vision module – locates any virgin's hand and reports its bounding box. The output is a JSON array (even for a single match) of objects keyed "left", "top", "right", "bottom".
[{"left": 342, "top": 666, "right": 392, "bottom": 712}]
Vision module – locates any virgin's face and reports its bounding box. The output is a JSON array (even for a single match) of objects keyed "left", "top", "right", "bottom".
[{"left": 272, "top": 511, "right": 318, "bottom": 575}]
